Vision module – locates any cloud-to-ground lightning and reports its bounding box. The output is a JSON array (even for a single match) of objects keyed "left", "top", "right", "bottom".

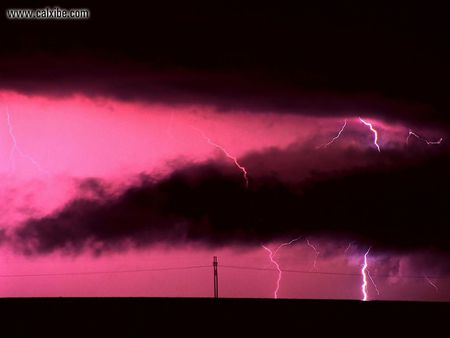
[
  {"left": 406, "top": 129, "right": 443, "bottom": 146},
  {"left": 306, "top": 239, "right": 320, "bottom": 271},
  {"left": 317, "top": 119, "right": 347, "bottom": 148},
  {"left": 262, "top": 237, "right": 302, "bottom": 299},
  {"left": 359, "top": 117, "right": 381, "bottom": 152},
  {"left": 361, "top": 247, "right": 371, "bottom": 301},
  {"left": 6, "top": 107, "right": 49, "bottom": 175},
  {"left": 424, "top": 276, "right": 439, "bottom": 293},
  {"left": 262, "top": 245, "right": 282, "bottom": 299},
  {"left": 349, "top": 241, "right": 379, "bottom": 296},
  {"left": 192, "top": 127, "right": 249, "bottom": 188}
]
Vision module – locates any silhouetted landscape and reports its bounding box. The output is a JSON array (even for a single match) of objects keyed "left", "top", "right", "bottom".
[{"left": 0, "top": 298, "right": 447, "bottom": 335}]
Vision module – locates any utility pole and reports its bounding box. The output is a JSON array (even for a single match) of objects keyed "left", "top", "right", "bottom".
[{"left": 213, "top": 256, "right": 218, "bottom": 298}]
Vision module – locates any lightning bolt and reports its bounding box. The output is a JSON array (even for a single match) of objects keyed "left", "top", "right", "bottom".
[
  {"left": 192, "top": 127, "right": 249, "bottom": 188},
  {"left": 317, "top": 119, "right": 348, "bottom": 148},
  {"left": 424, "top": 276, "right": 438, "bottom": 293},
  {"left": 361, "top": 247, "right": 371, "bottom": 301},
  {"left": 344, "top": 241, "right": 355, "bottom": 254},
  {"left": 359, "top": 117, "right": 381, "bottom": 152},
  {"left": 273, "top": 236, "right": 303, "bottom": 255},
  {"left": 6, "top": 107, "right": 48, "bottom": 175},
  {"left": 262, "top": 245, "right": 282, "bottom": 299},
  {"left": 306, "top": 239, "right": 320, "bottom": 271},
  {"left": 367, "top": 270, "right": 380, "bottom": 296},
  {"left": 349, "top": 241, "right": 378, "bottom": 297},
  {"left": 426, "top": 138, "right": 444, "bottom": 145},
  {"left": 406, "top": 129, "right": 443, "bottom": 146},
  {"left": 262, "top": 237, "right": 302, "bottom": 299}
]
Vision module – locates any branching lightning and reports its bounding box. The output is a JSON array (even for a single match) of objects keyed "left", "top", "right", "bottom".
[
  {"left": 359, "top": 117, "right": 381, "bottom": 152},
  {"left": 273, "top": 236, "right": 303, "bottom": 256},
  {"left": 6, "top": 107, "right": 48, "bottom": 175},
  {"left": 406, "top": 129, "right": 443, "bottom": 146},
  {"left": 317, "top": 119, "right": 347, "bottom": 148},
  {"left": 262, "top": 237, "right": 302, "bottom": 299},
  {"left": 361, "top": 247, "right": 371, "bottom": 301},
  {"left": 306, "top": 239, "right": 320, "bottom": 271},
  {"left": 367, "top": 270, "right": 380, "bottom": 296},
  {"left": 192, "top": 127, "right": 249, "bottom": 188},
  {"left": 344, "top": 241, "right": 355, "bottom": 254}
]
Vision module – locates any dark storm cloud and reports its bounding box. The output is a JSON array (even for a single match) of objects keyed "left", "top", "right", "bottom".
[
  {"left": 0, "top": 54, "right": 432, "bottom": 125},
  {"left": 1, "top": 2, "right": 450, "bottom": 127},
  {"left": 8, "top": 147, "right": 450, "bottom": 267}
]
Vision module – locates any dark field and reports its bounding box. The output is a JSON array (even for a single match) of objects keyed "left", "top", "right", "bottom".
[{"left": 0, "top": 298, "right": 447, "bottom": 336}]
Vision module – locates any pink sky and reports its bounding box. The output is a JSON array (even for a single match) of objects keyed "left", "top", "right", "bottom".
[
  {"left": 0, "top": 90, "right": 448, "bottom": 300},
  {"left": 1, "top": 244, "right": 447, "bottom": 300}
]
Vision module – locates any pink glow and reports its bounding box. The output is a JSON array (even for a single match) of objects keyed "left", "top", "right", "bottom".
[
  {"left": 0, "top": 91, "right": 322, "bottom": 179},
  {"left": 425, "top": 276, "right": 438, "bottom": 292}
]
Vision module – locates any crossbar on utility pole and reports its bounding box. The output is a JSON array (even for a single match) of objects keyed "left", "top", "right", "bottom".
[{"left": 213, "top": 256, "right": 218, "bottom": 298}]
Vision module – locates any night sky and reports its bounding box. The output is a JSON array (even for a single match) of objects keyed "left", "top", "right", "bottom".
[{"left": 0, "top": 1, "right": 449, "bottom": 300}]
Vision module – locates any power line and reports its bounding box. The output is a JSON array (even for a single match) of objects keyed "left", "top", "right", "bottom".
[
  {"left": 0, "top": 263, "right": 448, "bottom": 281},
  {"left": 220, "top": 265, "right": 450, "bottom": 280},
  {"left": 0, "top": 265, "right": 210, "bottom": 278}
]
